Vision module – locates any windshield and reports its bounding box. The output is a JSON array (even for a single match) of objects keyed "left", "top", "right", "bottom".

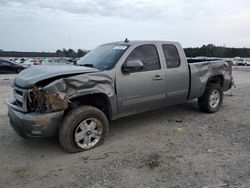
[{"left": 77, "top": 44, "right": 129, "bottom": 70}]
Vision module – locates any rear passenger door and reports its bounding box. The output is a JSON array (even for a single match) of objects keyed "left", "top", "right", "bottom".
[
  {"left": 116, "top": 44, "right": 166, "bottom": 117},
  {"left": 162, "top": 44, "right": 189, "bottom": 105}
]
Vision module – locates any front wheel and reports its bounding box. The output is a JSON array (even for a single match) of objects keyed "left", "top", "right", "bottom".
[
  {"left": 58, "top": 105, "right": 109, "bottom": 153},
  {"left": 198, "top": 83, "right": 223, "bottom": 113}
]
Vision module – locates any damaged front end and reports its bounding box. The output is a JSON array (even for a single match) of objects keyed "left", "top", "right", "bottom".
[
  {"left": 27, "top": 87, "right": 69, "bottom": 113},
  {"left": 6, "top": 85, "right": 69, "bottom": 137},
  {"left": 6, "top": 71, "right": 114, "bottom": 138}
]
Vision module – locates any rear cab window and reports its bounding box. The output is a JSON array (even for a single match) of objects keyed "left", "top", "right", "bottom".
[{"left": 162, "top": 44, "right": 180, "bottom": 68}]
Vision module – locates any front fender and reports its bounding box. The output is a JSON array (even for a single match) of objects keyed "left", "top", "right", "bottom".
[{"left": 41, "top": 72, "right": 118, "bottom": 119}]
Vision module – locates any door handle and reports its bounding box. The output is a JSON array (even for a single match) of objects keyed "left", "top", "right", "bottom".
[{"left": 152, "top": 75, "right": 164, "bottom": 80}]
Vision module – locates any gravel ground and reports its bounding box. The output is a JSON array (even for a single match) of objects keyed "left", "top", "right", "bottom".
[{"left": 0, "top": 67, "right": 250, "bottom": 188}]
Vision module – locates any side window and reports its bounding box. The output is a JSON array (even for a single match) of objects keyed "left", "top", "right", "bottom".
[
  {"left": 162, "top": 44, "right": 180, "bottom": 68},
  {"left": 126, "top": 45, "right": 160, "bottom": 72}
]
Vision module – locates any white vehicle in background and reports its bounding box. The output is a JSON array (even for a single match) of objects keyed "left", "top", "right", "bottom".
[
  {"left": 43, "top": 58, "right": 69, "bottom": 65},
  {"left": 23, "top": 58, "right": 42, "bottom": 65},
  {"left": 15, "top": 58, "right": 26, "bottom": 64},
  {"left": 233, "top": 57, "right": 250, "bottom": 66},
  {"left": 245, "top": 59, "right": 250, "bottom": 66}
]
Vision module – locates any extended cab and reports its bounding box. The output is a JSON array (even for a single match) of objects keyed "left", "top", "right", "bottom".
[{"left": 6, "top": 41, "right": 233, "bottom": 153}]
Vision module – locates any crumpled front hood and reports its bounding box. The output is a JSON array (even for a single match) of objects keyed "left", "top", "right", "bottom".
[{"left": 14, "top": 65, "right": 99, "bottom": 88}]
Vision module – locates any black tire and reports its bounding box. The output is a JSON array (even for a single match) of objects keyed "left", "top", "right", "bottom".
[
  {"left": 58, "top": 105, "right": 109, "bottom": 153},
  {"left": 198, "top": 83, "right": 223, "bottom": 113}
]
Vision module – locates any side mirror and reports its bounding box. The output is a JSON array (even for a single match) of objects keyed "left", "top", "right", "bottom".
[{"left": 122, "top": 60, "right": 144, "bottom": 74}]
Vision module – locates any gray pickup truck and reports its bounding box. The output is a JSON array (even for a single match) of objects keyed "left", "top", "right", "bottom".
[{"left": 6, "top": 41, "right": 233, "bottom": 153}]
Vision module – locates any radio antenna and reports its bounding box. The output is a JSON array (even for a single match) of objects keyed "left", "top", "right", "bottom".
[{"left": 124, "top": 38, "right": 129, "bottom": 43}]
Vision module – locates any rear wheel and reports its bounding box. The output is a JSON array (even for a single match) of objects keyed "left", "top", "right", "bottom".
[
  {"left": 58, "top": 105, "right": 109, "bottom": 153},
  {"left": 198, "top": 83, "right": 223, "bottom": 113}
]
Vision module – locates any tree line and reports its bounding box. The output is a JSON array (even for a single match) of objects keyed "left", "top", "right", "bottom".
[
  {"left": 0, "top": 49, "right": 88, "bottom": 58},
  {"left": 184, "top": 44, "right": 250, "bottom": 58},
  {"left": 1, "top": 44, "right": 250, "bottom": 58}
]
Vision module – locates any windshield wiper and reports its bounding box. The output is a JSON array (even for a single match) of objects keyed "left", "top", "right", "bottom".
[
  {"left": 76, "top": 63, "right": 104, "bottom": 70},
  {"left": 77, "top": 64, "right": 95, "bottom": 68}
]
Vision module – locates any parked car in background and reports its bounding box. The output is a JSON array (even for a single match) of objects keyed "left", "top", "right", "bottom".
[
  {"left": 43, "top": 58, "right": 69, "bottom": 65},
  {"left": 23, "top": 58, "right": 42, "bottom": 65},
  {"left": 233, "top": 58, "right": 250, "bottom": 66},
  {"left": 67, "top": 57, "right": 79, "bottom": 64},
  {"left": 15, "top": 58, "right": 26, "bottom": 64},
  {"left": 0, "top": 59, "right": 28, "bottom": 73}
]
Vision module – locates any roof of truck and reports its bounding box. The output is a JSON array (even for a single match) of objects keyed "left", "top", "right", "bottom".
[{"left": 104, "top": 40, "right": 180, "bottom": 46}]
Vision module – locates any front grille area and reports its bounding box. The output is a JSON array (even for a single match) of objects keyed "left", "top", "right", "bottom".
[
  {"left": 13, "top": 86, "right": 28, "bottom": 112},
  {"left": 14, "top": 89, "right": 23, "bottom": 96}
]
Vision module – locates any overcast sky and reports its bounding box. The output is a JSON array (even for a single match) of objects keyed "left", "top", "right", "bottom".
[{"left": 0, "top": 0, "right": 250, "bottom": 51}]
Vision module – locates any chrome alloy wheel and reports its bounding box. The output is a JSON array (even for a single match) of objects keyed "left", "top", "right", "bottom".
[
  {"left": 74, "top": 118, "right": 103, "bottom": 149},
  {"left": 209, "top": 90, "right": 221, "bottom": 108}
]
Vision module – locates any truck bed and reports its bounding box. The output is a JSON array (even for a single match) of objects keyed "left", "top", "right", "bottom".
[
  {"left": 188, "top": 60, "right": 233, "bottom": 100},
  {"left": 187, "top": 58, "right": 221, "bottom": 64}
]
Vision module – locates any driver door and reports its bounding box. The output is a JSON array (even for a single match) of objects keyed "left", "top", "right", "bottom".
[{"left": 116, "top": 44, "right": 166, "bottom": 118}]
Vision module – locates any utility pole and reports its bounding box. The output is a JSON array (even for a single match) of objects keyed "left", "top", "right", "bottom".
[{"left": 68, "top": 33, "right": 71, "bottom": 49}]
